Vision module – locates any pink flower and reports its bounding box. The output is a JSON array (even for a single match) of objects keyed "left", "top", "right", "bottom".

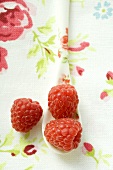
[
  {"left": 0, "top": 0, "right": 33, "bottom": 41},
  {"left": 24, "top": 144, "right": 37, "bottom": 156},
  {"left": 71, "top": 65, "right": 85, "bottom": 77},
  {"left": 106, "top": 71, "right": 113, "bottom": 80},
  {"left": 68, "top": 42, "right": 90, "bottom": 52},
  {"left": 82, "top": 142, "right": 94, "bottom": 155},
  {"left": 100, "top": 91, "right": 108, "bottom": 99},
  {"left": 0, "top": 47, "right": 8, "bottom": 72},
  {"left": 100, "top": 91, "right": 110, "bottom": 101},
  {"left": 76, "top": 66, "right": 84, "bottom": 76}
]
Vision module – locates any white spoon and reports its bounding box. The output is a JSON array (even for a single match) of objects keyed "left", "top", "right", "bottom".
[
  {"left": 42, "top": 0, "right": 82, "bottom": 154},
  {"left": 42, "top": 59, "right": 82, "bottom": 154}
]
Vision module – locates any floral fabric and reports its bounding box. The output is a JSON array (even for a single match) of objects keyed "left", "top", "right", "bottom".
[{"left": 0, "top": 0, "right": 113, "bottom": 170}]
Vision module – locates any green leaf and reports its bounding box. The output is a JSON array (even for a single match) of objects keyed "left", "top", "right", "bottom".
[
  {"left": 103, "top": 154, "right": 112, "bottom": 158},
  {"left": 98, "top": 150, "right": 102, "bottom": 157},
  {"left": 0, "top": 129, "right": 14, "bottom": 147},
  {"left": 88, "top": 46, "right": 96, "bottom": 52},
  {"left": 106, "top": 79, "right": 113, "bottom": 86},
  {"left": 27, "top": 44, "right": 40, "bottom": 58},
  {"left": 37, "top": 17, "right": 55, "bottom": 35},
  {"left": 32, "top": 31, "right": 38, "bottom": 42},
  {"left": 38, "top": 26, "right": 52, "bottom": 35},
  {"left": 47, "top": 35, "right": 56, "bottom": 45},
  {"left": 42, "top": 143, "right": 48, "bottom": 148},
  {"left": 42, "top": 42, "right": 49, "bottom": 47},
  {"left": 35, "top": 155, "right": 40, "bottom": 161},
  {"left": 36, "top": 58, "right": 48, "bottom": 78},
  {"left": 102, "top": 159, "right": 110, "bottom": 166},
  {"left": 39, "top": 137, "right": 44, "bottom": 143},
  {"left": 62, "top": 57, "right": 68, "bottom": 63},
  {"left": 42, "top": 0, "right": 45, "bottom": 5},
  {"left": 45, "top": 49, "right": 55, "bottom": 62},
  {"left": 25, "top": 165, "right": 34, "bottom": 170},
  {"left": 46, "top": 16, "right": 56, "bottom": 27},
  {"left": 0, "top": 162, "right": 6, "bottom": 170},
  {"left": 41, "top": 149, "right": 47, "bottom": 154},
  {"left": 69, "top": 63, "right": 74, "bottom": 71},
  {"left": 82, "top": 34, "right": 89, "bottom": 40},
  {"left": 36, "top": 58, "right": 47, "bottom": 71}
]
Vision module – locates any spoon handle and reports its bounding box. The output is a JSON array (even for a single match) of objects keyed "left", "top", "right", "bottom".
[
  {"left": 56, "top": 0, "right": 70, "bottom": 33},
  {"left": 55, "top": 1, "right": 82, "bottom": 124},
  {"left": 55, "top": 0, "right": 71, "bottom": 85}
]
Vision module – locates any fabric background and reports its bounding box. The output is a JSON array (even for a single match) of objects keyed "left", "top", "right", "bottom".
[{"left": 0, "top": 0, "right": 113, "bottom": 169}]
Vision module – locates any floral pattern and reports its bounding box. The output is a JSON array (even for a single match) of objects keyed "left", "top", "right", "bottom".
[
  {"left": 0, "top": 0, "right": 113, "bottom": 169},
  {"left": 93, "top": 1, "right": 113, "bottom": 19},
  {"left": 70, "top": 0, "right": 85, "bottom": 7},
  {"left": 82, "top": 142, "right": 112, "bottom": 167},
  {"left": 0, "top": 47, "right": 8, "bottom": 72},
  {"left": 27, "top": 17, "right": 57, "bottom": 78},
  {"left": 61, "top": 31, "right": 94, "bottom": 84},
  {"left": 0, "top": 0, "right": 33, "bottom": 73},
  {"left": 0, "top": 0, "right": 32, "bottom": 41},
  {"left": 0, "top": 129, "right": 48, "bottom": 158},
  {"left": 100, "top": 71, "right": 113, "bottom": 101}
]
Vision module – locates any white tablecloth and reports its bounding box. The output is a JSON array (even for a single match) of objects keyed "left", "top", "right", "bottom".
[{"left": 0, "top": 0, "right": 113, "bottom": 169}]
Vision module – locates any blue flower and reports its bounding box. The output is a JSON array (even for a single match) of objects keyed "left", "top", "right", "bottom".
[{"left": 93, "top": 1, "right": 113, "bottom": 19}]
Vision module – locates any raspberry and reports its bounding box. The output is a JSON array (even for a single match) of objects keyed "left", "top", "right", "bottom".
[
  {"left": 11, "top": 98, "right": 43, "bottom": 132},
  {"left": 44, "top": 118, "right": 82, "bottom": 152},
  {"left": 48, "top": 84, "right": 79, "bottom": 119}
]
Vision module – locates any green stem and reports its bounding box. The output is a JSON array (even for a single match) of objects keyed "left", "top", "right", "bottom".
[
  {"left": 93, "top": 156, "right": 99, "bottom": 165},
  {"left": 0, "top": 149, "right": 13, "bottom": 153},
  {"left": 32, "top": 31, "right": 45, "bottom": 56},
  {"left": 0, "top": 138, "right": 8, "bottom": 148},
  {"left": 37, "top": 38, "right": 44, "bottom": 56}
]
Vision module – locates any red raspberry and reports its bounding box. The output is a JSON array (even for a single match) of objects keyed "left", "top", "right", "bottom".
[
  {"left": 11, "top": 98, "right": 43, "bottom": 132},
  {"left": 48, "top": 84, "right": 79, "bottom": 119},
  {"left": 44, "top": 118, "right": 82, "bottom": 152}
]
